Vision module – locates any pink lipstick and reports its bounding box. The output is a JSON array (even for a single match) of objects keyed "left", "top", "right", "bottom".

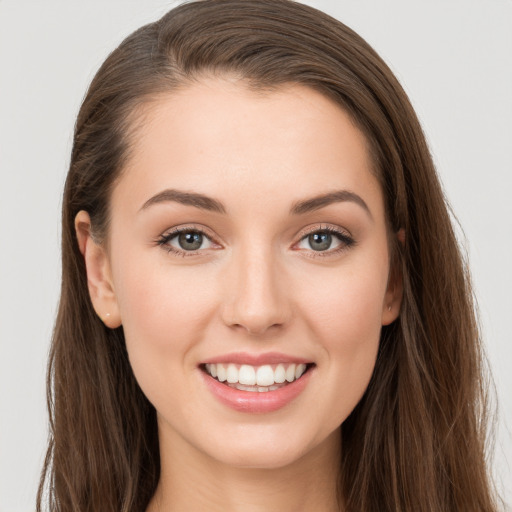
[{"left": 199, "top": 353, "right": 314, "bottom": 413}]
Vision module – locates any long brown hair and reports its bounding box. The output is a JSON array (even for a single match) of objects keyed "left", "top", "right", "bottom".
[{"left": 38, "top": 1, "right": 497, "bottom": 510}]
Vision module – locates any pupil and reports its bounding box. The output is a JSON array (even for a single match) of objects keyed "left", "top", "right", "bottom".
[
  {"left": 178, "top": 232, "right": 203, "bottom": 250},
  {"left": 309, "top": 232, "right": 331, "bottom": 251}
]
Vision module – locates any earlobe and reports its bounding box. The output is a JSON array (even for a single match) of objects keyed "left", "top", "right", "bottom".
[
  {"left": 381, "top": 285, "right": 402, "bottom": 325},
  {"left": 75, "top": 210, "right": 122, "bottom": 328},
  {"left": 382, "top": 228, "right": 405, "bottom": 326}
]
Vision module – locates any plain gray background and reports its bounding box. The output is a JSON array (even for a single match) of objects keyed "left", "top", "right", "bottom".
[{"left": 0, "top": 1, "right": 511, "bottom": 510}]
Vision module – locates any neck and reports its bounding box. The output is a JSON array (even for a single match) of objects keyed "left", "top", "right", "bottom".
[{"left": 147, "top": 426, "right": 342, "bottom": 512}]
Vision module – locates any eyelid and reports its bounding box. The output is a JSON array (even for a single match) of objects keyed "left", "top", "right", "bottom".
[
  {"left": 155, "top": 222, "right": 355, "bottom": 258},
  {"left": 156, "top": 224, "right": 223, "bottom": 256},
  {"left": 292, "top": 223, "right": 356, "bottom": 257},
  {"left": 295, "top": 223, "right": 353, "bottom": 240}
]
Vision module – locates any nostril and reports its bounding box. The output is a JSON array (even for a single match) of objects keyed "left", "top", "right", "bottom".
[
  {"left": 227, "top": 321, "right": 282, "bottom": 337},
  {"left": 220, "top": 273, "right": 291, "bottom": 335}
]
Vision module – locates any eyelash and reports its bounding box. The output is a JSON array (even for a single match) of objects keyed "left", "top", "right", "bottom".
[
  {"left": 156, "top": 226, "right": 218, "bottom": 257},
  {"left": 155, "top": 224, "right": 355, "bottom": 258},
  {"left": 294, "top": 225, "right": 356, "bottom": 258}
]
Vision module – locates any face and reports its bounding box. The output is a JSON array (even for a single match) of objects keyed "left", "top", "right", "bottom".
[{"left": 79, "top": 78, "right": 401, "bottom": 470}]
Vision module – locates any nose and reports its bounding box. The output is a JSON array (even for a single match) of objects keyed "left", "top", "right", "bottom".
[{"left": 221, "top": 245, "right": 291, "bottom": 336}]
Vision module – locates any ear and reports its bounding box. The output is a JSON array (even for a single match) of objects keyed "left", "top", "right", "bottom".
[
  {"left": 75, "top": 210, "right": 122, "bottom": 328},
  {"left": 381, "top": 228, "right": 404, "bottom": 326}
]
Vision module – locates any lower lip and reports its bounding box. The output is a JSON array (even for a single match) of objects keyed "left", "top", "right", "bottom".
[{"left": 201, "top": 367, "right": 313, "bottom": 413}]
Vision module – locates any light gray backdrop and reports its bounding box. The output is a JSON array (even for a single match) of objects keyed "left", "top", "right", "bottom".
[{"left": 0, "top": 1, "right": 510, "bottom": 510}]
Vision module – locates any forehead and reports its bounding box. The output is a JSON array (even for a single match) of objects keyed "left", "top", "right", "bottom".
[{"left": 112, "top": 78, "right": 384, "bottom": 221}]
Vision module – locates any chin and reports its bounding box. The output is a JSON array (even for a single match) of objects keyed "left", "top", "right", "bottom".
[
  {"left": 201, "top": 425, "right": 338, "bottom": 471},
  {"left": 214, "top": 446, "right": 308, "bottom": 470}
]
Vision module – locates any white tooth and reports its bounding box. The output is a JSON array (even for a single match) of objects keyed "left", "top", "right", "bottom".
[
  {"left": 269, "top": 385, "right": 279, "bottom": 391},
  {"left": 217, "top": 364, "right": 227, "bottom": 382},
  {"left": 295, "top": 363, "right": 306, "bottom": 379},
  {"left": 258, "top": 387, "right": 270, "bottom": 392},
  {"left": 226, "top": 364, "right": 239, "bottom": 383},
  {"left": 256, "top": 365, "right": 275, "bottom": 386},
  {"left": 285, "top": 364, "right": 296, "bottom": 382},
  {"left": 239, "top": 365, "right": 256, "bottom": 385},
  {"left": 205, "top": 363, "right": 210, "bottom": 374},
  {"left": 274, "top": 364, "right": 286, "bottom": 383},
  {"left": 210, "top": 364, "right": 217, "bottom": 378}
]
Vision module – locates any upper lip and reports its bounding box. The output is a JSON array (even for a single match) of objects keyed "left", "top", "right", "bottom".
[{"left": 200, "top": 352, "right": 313, "bottom": 366}]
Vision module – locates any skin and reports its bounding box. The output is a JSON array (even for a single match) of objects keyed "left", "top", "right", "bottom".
[{"left": 76, "top": 78, "right": 402, "bottom": 512}]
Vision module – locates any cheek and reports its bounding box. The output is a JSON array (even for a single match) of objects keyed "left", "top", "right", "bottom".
[
  {"left": 114, "top": 248, "right": 212, "bottom": 331},
  {"left": 300, "top": 260, "right": 388, "bottom": 345},
  {"left": 111, "top": 250, "right": 217, "bottom": 384},
  {"left": 297, "top": 260, "right": 388, "bottom": 416}
]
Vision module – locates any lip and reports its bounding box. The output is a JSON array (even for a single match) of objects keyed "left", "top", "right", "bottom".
[
  {"left": 200, "top": 351, "right": 312, "bottom": 366},
  {"left": 200, "top": 363, "right": 314, "bottom": 413}
]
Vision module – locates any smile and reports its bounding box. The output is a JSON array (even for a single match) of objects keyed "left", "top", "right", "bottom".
[
  {"left": 200, "top": 356, "right": 315, "bottom": 413},
  {"left": 203, "top": 363, "right": 309, "bottom": 392}
]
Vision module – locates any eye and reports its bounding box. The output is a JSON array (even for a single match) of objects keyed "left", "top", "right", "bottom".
[
  {"left": 295, "top": 226, "right": 355, "bottom": 254},
  {"left": 173, "top": 231, "right": 209, "bottom": 251},
  {"left": 302, "top": 232, "right": 338, "bottom": 251},
  {"left": 157, "top": 227, "right": 216, "bottom": 255}
]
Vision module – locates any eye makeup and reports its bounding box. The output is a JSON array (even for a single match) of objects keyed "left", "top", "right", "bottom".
[
  {"left": 292, "top": 224, "right": 355, "bottom": 259},
  {"left": 155, "top": 225, "right": 221, "bottom": 257},
  {"left": 155, "top": 222, "right": 356, "bottom": 259}
]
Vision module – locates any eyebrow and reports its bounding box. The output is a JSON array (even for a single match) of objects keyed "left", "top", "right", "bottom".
[
  {"left": 139, "top": 189, "right": 226, "bottom": 214},
  {"left": 139, "top": 188, "right": 371, "bottom": 219},
  {"left": 290, "top": 190, "right": 372, "bottom": 219}
]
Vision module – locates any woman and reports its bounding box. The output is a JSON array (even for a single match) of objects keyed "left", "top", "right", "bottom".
[{"left": 37, "top": 0, "right": 498, "bottom": 510}]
